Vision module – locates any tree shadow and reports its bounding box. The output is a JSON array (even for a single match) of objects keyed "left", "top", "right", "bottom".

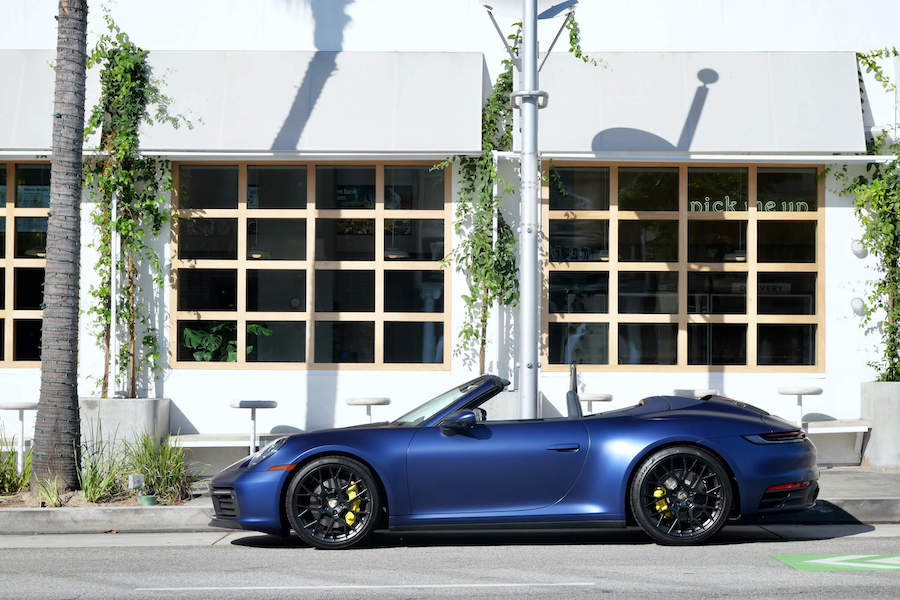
[{"left": 271, "top": 0, "right": 354, "bottom": 150}]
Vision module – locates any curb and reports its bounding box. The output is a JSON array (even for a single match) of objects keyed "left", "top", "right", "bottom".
[{"left": 0, "top": 505, "right": 217, "bottom": 535}]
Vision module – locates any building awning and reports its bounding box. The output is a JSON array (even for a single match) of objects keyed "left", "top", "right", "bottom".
[
  {"left": 0, "top": 50, "right": 486, "bottom": 157},
  {"left": 531, "top": 52, "right": 866, "bottom": 155}
]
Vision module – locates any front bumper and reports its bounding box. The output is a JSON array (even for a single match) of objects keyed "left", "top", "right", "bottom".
[{"left": 208, "top": 460, "right": 292, "bottom": 535}]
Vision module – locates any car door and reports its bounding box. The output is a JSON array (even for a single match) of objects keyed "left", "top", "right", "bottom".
[{"left": 406, "top": 419, "right": 589, "bottom": 515}]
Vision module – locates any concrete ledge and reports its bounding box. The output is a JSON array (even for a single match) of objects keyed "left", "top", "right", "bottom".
[{"left": 0, "top": 504, "right": 217, "bottom": 535}]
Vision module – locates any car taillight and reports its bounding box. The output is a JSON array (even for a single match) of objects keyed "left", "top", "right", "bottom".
[
  {"left": 766, "top": 481, "right": 810, "bottom": 492},
  {"left": 760, "top": 430, "right": 806, "bottom": 441}
]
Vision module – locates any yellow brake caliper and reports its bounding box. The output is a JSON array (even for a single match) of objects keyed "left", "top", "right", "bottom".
[
  {"left": 653, "top": 486, "right": 670, "bottom": 517},
  {"left": 345, "top": 482, "right": 361, "bottom": 526}
]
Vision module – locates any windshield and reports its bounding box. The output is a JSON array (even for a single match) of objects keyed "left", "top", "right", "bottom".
[{"left": 392, "top": 378, "right": 485, "bottom": 426}]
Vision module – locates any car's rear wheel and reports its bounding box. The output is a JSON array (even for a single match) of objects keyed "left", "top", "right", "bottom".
[
  {"left": 285, "top": 456, "right": 381, "bottom": 550},
  {"left": 630, "top": 445, "right": 732, "bottom": 545}
]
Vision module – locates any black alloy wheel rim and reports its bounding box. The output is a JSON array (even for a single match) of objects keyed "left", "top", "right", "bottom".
[
  {"left": 639, "top": 454, "right": 725, "bottom": 538},
  {"left": 292, "top": 465, "right": 371, "bottom": 543}
]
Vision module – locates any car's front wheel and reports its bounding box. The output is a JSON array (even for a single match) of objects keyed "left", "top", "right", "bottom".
[
  {"left": 284, "top": 455, "right": 381, "bottom": 549},
  {"left": 630, "top": 445, "right": 732, "bottom": 545}
]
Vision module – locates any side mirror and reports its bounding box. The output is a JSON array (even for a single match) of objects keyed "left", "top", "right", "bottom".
[{"left": 440, "top": 409, "right": 477, "bottom": 433}]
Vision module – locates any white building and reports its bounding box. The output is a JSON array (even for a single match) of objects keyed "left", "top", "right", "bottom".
[{"left": 0, "top": 1, "right": 897, "bottom": 449}]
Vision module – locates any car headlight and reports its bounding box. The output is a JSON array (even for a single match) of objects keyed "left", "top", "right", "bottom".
[{"left": 248, "top": 437, "right": 288, "bottom": 467}]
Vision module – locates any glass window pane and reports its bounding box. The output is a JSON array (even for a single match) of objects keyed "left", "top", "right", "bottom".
[
  {"left": 758, "top": 273, "right": 816, "bottom": 315},
  {"left": 0, "top": 268, "right": 4, "bottom": 309},
  {"left": 758, "top": 221, "right": 816, "bottom": 262},
  {"left": 247, "top": 218, "right": 306, "bottom": 260},
  {"left": 15, "top": 217, "right": 47, "bottom": 258},
  {"left": 178, "top": 218, "right": 237, "bottom": 260},
  {"left": 618, "top": 167, "right": 678, "bottom": 211},
  {"left": 316, "top": 166, "right": 375, "bottom": 209},
  {"left": 0, "top": 218, "right": 5, "bottom": 258},
  {"left": 385, "top": 270, "right": 444, "bottom": 312},
  {"left": 688, "top": 167, "right": 748, "bottom": 212},
  {"left": 315, "top": 270, "right": 374, "bottom": 312},
  {"left": 14, "top": 319, "right": 41, "bottom": 361},
  {"left": 314, "top": 321, "right": 374, "bottom": 363},
  {"left": 385, "top": 322, "right": 444, "bottom": 363},
  {"left": 688, "top": 220, "right": 747, "bottom": 262},
  {"left": 15, "top": 165, "right": 50, "bottom": 208},
  {"left": 688, "top": 324, "right": 747, "bottom": 365},
  {"left": 618, "top": 323, "right": 677, "bottom": 365},
  {"left": 315, "top": 219, "right": 374, "bottom": 261},
  {"left": 0, "top": 164, "right": 6, "bottom": 207},
  {"left": 549, "top": 272, "right": 608, "bottom": 314},
  {"left": 688, "top": 272, "right": 746, "bottom": 314},
  {"left": 247, "top": 166, "right": 306, "bottom": 209},
  {"left": 177, "top": 321, "right": 238, "bottom": 362},
  {"left": 177, "top": 269, "right": 237, "bottom": 311},
  {"left": 385, "top": 167, "right": 444, "bottom": 210},
  {"left": 384, "top": 219, "right": 443, "bottom": 261},
  {"left": 549, "top": 167, "right": 609, "bottom": 210},
  {"left": 548, "top": 323, "right": 609, "bottom": 365},
  {"left": 618, "top": 220, "right": 677, "bottom": 262},
  {"left": 178, "top": 166, "right": 238, "bottom": 209},
  {"left": 14, "top": 268, "right": 44, "bottom": 310},
  {"left": 247, "top": 321, "right": 306, "bottom": 362},
  {"left": 618, "top": 272, "right": 678, "bottom": 314},
  {"left": 0, "top": 319, "right": 3, "bottom": 360},
  {"left": 758, "top": 324, "right": 816, "bottom": 365},
  {"left": 758, "top": 168, "right": 817, "bottom": 211},
  {"left": 247, "top": 270, "right": 306, "bottom": 312},
  {"left": 549, "top": 220, "right": 609, "bottom": 262}
]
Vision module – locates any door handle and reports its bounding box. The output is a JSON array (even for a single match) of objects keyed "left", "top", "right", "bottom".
[{"left": 547, "top": 443, "right": 581, "bottom": 452}]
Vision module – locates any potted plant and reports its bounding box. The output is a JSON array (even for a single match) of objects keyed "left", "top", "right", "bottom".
[
  {"left": 849, "top": 50, "right": 900, "bottom": 469},
  {"left": 79, "top": 15, "right": 190, "bottom": 446}
]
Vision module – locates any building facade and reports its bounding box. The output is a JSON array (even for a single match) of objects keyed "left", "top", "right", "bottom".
[{"left": 0, "top": 0, "right": 897, "bottom": 441}]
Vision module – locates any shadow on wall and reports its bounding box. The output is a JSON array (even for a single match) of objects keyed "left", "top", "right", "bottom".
[
  {"left": 591, "top": 69, "right": 719, "bottom": 152},
  {"left": 306, "top": 372, "right": 338, "bottom": 431},
  {"left": 272, "top": 0, "right": 354, "bottom": 150}
]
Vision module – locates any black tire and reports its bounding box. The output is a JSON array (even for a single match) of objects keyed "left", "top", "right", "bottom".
[
  {"left": 284, "top": 455, "right": 382, "bottom": 550},
  {"left": 629, "top": 445, "right": 732, "bottom": 545}
]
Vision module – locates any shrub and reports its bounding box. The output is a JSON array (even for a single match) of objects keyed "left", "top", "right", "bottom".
[
  {"left": 77, "top": 422, "right": 128, "bottom": 503},
  {"left": 0, "top": 431, "right": 32, "bottom": 495},
  {"left": 124, "top": 432, "right": 198, "bottom": 504}
]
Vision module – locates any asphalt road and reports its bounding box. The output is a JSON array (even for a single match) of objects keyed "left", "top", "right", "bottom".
[{"left": 1, "top": 525, "right": 899, "bottom": 599}]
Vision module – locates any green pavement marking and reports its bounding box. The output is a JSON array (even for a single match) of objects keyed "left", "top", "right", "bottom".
[{"left": 775, "top": 554, "right": 900, "bottom": 572}]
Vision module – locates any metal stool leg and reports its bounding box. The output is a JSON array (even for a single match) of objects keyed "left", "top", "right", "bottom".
[
  {"left": 250, "top": 407, "right": 257, "bottom": 455},
  {"left": 17, "top": 409, "right": 25, "bottom": 476}
]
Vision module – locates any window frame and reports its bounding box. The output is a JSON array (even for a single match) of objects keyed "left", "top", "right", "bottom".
[
  {"left": 170, "top": 162, "right": 452, "bottom": 370},
  {"left": 0, "top": 162, "right": 48, "bottom": 367},
  {"left": 542, "top": 163, "right": 825, "bottom": 372}
]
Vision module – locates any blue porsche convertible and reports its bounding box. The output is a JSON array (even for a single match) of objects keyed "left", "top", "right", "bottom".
[{"left": 209, "top": 374, "right": 818, "bottom": 548}]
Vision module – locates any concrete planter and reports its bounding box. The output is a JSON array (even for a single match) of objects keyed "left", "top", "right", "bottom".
[
  {"left": 78, "top": 397, "right": 170, "bottom": 447},
  {"left": 861, "top": 382, "right": 900, "bottom": 470}
]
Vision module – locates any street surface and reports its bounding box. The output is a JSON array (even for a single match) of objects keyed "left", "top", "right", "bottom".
[{"left": 1, "top": 525, "right": 899, "bottom": 599}]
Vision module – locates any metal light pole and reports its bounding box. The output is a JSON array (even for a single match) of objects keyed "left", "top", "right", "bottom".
[
  {"left": 517, "top": 0, "right": 540, "bottom": 419},
  {"left": 485, "top": 1, "right": 576, "bottom": 419}
]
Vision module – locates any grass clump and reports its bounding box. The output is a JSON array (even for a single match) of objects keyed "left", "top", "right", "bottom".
[
  {"left": 77, "top": 422, "right": 128, "bottom": 503},
  {"left": 0, "top": 430, "right": 32, "bottom": 495},
  {"left": 124, "top": 432, "right": 198, "bottom": 504}
]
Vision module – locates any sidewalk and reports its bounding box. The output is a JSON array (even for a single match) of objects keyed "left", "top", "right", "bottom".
[{"left": 0, "top": 467, "right": 898, "bottom": 535}]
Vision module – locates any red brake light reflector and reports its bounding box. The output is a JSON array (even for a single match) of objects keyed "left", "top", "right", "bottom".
[
  {"left": 760, "top": 430, "right": 805, "bottom": 441},
  {"left": 766, "top": 481, "right": 810, "bottom": 492}
]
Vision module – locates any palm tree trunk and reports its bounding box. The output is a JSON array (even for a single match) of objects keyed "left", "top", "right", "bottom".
[{"left": 32, "top": 0, "right": 88, "bottom": 491}]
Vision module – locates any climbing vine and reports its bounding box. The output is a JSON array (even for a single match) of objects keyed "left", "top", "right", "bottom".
[
  {"left": 84, "top": 14, "right": 190, "bottom": 397},
  {"left": 832, "top": 48, "right": 900, "bottom": 382},
  {"left": 438, "top": 15, "right": 598, "bottom": 374}
]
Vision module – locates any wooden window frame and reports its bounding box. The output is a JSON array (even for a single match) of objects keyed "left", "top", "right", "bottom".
[
  {"left": 542, "top": 163, "right": 826, "bottom": 373},
  {"left": 170, "top": 162, "right": 452, "bottom": 371},
  {"left": 0, "top": 161, "right": 48, "bottom": 367}
]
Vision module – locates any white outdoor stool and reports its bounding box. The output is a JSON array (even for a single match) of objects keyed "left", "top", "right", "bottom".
[
  {"left": 0, "top": 400, "right": 39, "bottom": 475},
  {"left": 346, "top": 397, "right": 390, "bottom": 423},
  {"left": 694, "top": 389, "right": 720, "bottom": 398},
  {"left": 230, "top": 400, "right": 278, "bottom": 455},
  {"left": 777, "top": 386, "right": 822, "bottom": 429},
  {"left": 580, "top": 393, "right": 612, "bottom": 414}
]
